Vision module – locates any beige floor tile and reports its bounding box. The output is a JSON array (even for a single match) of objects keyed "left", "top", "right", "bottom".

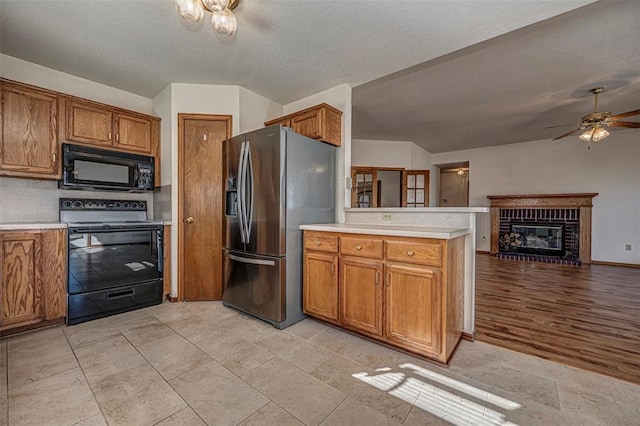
[
  {"left": 117, "top": 315, "right": 177, "bottom": 347},
  {"left": 462, "top": 365, "right": 560, "bottom": 409},
  {"left": 106, "top": 307, "right": 150, "bottom": 324},
  {"left": 402, "top": 406, "right": 451, "bottom": 426},
  {"left": 312, "top": 355, "right": 413, "bottom": 423},
  {"left": 92, "top": 363, "right": 186, "bottom": 426},
  {"left": 238, "top": 401, "right": 304, "bottom": 425},
  {"left": 73, "top": 335, "right": 147, "bottom": 383},
  {"left": 242, "top": 357, "right": 346, "bottom": 425},
  {"left": 192, "top": 333, "right": 275, "bottom": 376},
  {"left": 155, "top": 406, "right": 206, "bottom": 426},
  {"left": 619, "top": 379, "right": 640, "bottom": 415},
  {"left": 0, "top": 339, "right": 7, "bottom": 426},
  {"left": 308, "top": 327, "right": 402, "bottom": 369},
  {"left": 63, "top": 318, "right": 121, "bottom": 349},
  {"left": 170, "top": 361, "right": 269, "bottom": 426},
  {"left": 557, "top": 381, "right": 640, "bottom": 425},
  {"left": 501, "top": 400, "right": 601, "bottom": 426},
  {"left": 320, "top": 396, "right": 400, "bottom": 425},
  {"left": 255, "top": 330, "right": 333, "bottom": 372},
  {"left": 448, "top": 340, "right": 500, "bottom": 372},
  {"left": 285, "top": 317, "right": 329, "bottom": 340},
  {"left": 73, "top": 412, "right": 108, "bottom": 426},
  {"left": 540, "top": 360, "right": 628, "bottom": 401},
  {"left": 8, "top": 328, "right": 78, "bottom": 389},
  {"left": 9, "top": 367, "right": 101, "bottom": 426},
  {"left": 220, "top": 313, "right": 283, "bottom": 344},
  {"left": 137, "top": 333, "right": 213, "bottom": 380}
]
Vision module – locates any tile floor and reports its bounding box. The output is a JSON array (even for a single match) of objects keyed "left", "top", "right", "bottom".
[{"left": 1, "top": 301, "right": 639, "bottom": 426}]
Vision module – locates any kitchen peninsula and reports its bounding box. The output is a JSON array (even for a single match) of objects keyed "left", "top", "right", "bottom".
[{"left": 300, "top": 207, "right": 488, "bottom": 364}]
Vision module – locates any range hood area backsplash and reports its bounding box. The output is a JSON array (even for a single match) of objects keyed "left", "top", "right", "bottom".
[{"left": 0, "top": 177, "right": 155, "bottom": 222}]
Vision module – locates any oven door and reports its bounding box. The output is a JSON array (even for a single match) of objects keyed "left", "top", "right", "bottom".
[{"left": 67, "top": 226, "right": 163, "bottom": 324}]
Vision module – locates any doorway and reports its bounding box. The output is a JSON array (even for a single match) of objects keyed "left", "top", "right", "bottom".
[
  {"left": 438, "top": 164, "right": 469, "bottom": 207},
  {"left": 178, "top": 114, "right": 232, "bottom": 301}
]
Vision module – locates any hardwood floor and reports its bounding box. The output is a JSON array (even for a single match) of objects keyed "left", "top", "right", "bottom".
[{"left": 475, "top": 253, "right": 640, "bottom": 384}]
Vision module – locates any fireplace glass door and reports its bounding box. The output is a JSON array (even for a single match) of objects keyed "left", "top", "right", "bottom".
[{"left": 511, "top": 224, "right": 563, "bottom": 254}]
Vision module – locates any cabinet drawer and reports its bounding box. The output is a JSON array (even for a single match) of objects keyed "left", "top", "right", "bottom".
[
  {"left": 304, "top": 232, "right": 338, "bottom": 253},
  {"left": 340, "top": 235, "right": 383, "bottom": 259},
  {"left": 385, "top": 240, "right": 442, "bottom": 267}
]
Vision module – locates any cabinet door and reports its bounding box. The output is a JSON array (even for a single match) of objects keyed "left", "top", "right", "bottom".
[
  {"left": 0, "top": 82, "right": 60, "bottom": 178},
  {"left": 339, "top": 257, "right": 383, "bottom": 336},
  {"left": 41, "top": 229, "right": 67, "bottom": 321},
  {"left": 114, "top": 113, "right": 153, "bottom": 154},
  {"left": 0, "top": 232, "right": 43, "bottom": 328},
  {"left": 265, "top": 117, "right": 292, "bottom": 128},
  {"left": 303, "top": 252, "right": 338, "bottom": 323},
  {"left": 291, "top": 108, "right": 322, "bottom": 140},
  {"left": 384, "top": 263, "right": 442, "bottom": 357},
  {"left": 66, "top": 99, "right": 113, "bottom": 147}
]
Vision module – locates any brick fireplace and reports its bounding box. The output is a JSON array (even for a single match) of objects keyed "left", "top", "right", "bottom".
[{"left": 488, "top": 193, "right": 598, "bottom": 265}]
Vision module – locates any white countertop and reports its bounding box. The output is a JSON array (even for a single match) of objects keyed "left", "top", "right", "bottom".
[
  {"left": 299, "top": 223, "right": 469, "bottom": 239},
  {"left": 344, "top": 207, "right": 490, "bottom": 213},
  {"left": 0, "top": 222, "right": 67, "bottom": 230}
]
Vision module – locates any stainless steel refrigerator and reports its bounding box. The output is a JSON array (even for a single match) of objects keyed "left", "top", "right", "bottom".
[{"left": 222, "top": 125, "right": 335, "bottom": 329}]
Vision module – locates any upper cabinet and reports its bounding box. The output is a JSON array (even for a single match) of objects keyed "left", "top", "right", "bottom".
[
  {"left": 265, "top": 103, "right": 342, "bottom": 147},
  {"left": 0, "top": 81, "right": 61, "bottom": 179},
  {"left": 65, "top": 98, "right": 157, "bottom": 155}
]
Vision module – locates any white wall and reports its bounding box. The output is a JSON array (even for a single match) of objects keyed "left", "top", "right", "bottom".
[
  {"left": 433, "top": 130, "right": 640, "bottom": 264},
  {"left": 239, "top": 87, "right": 283, "bottom": 134},
  {"left": 284, "top": 84, "right": 352, "bottom": 223},
  {"left": 352, "top": 139, "right": 437, "bottom": 206},
  {"left": 0, "top": 54, "right": 152, "bottom": 114}
]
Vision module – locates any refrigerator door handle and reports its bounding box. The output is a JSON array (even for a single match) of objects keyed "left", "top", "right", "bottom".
[
  {"left": 237, "top": 141, "right": 247, "bottom": 243},
  {"left": 245, "top": 140, "right": 254, "bottom": 244},
  {"left": 227, "top": 253, "right": 276, "bottom": 266}
]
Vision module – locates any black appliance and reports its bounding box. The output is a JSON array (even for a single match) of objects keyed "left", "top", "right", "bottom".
[
  {"left": 60, "top": 198, "right": 163, "bottom": 325},
  {"left": 59, "top": 144, "right": 155, "bottom": 192}
]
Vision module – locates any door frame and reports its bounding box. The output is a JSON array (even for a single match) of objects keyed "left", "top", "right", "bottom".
[{"left": 177, "top": 113, "right": 232, "bottom": 301}]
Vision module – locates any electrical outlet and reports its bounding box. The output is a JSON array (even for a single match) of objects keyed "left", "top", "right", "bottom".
[
  {"left": 481, "top": 236, "right": 487, "bottom": 243},
  {"left": 382, "top": 213, "right": 393, "bottom": 221},
  {"left": 625, "top": 244, "right": 632, "bottom": 251}
]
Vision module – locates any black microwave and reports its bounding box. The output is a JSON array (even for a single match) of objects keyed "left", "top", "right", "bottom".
[{"left": 59, "top": 144, "right": 155, "bottom": 192}]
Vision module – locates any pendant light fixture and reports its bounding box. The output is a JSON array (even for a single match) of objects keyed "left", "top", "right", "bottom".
[{"left": 175, "top": 0, "right": 240, "bottom": 36}]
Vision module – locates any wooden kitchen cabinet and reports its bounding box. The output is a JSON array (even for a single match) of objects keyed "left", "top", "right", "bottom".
[
  {"left": 0, "top": 228, "right": 67, "bottom": 336},
  {"left": 302, "top": 230, "right": 464, "bottom": 364},
  {"left": 65, "top": 98, "right": 113, "bottom": 147},
  {"left": 303, "top": 251, "right": 339, "bottom": 323},
  {"left": 265, "top": 103, "right": 342, "bottom": 147},
  {"left": 114, "top": 112, "right": 153, "bottom": 154},
  {"left": 0, "top": 80, "right": 61, "bottom": 179}
]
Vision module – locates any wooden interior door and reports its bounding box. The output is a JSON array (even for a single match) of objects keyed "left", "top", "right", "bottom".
[
  {"left": 402, "top": 170, "right": 430, "bottom": 207},
  {"left": 351, "top": 167, "right": 378, "bottom": 208},
  {"left": 178, "top": 114, "right": 231, "bottom": 301}
]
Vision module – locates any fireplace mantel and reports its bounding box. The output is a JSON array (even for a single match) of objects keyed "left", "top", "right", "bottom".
[{"left": 488, "top": 193, "right": 598, "bottom": 264}]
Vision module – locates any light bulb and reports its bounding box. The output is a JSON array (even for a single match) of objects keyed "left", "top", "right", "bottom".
[
  {"left": 579, "top": 126, "right": 609, "bottom": 142},
  {"left": 212, "top": 9, "right": 237, "bottom": 36},
  {"left": 203, "top": 0, "right": 229, "bottom": 12},
  {"left": 175, "top": 0, "right": 204, "bottom": 22}
]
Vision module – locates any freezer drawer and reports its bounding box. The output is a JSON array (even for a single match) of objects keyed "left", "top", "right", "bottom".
[
  {"left": 223, "top": 250, "right": 286, "bottom": 324},
  {"left": 67, "top": 279, "right": 163, "bottom": 325}
]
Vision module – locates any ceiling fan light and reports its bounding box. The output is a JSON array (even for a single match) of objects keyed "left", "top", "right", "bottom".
[
  {"left": 175, "top": 0, "right": 204, "bottom": 22},
  {"left": 579, "top": 126, "right": 609, "bottom": 143},
  {"left": 203, "top": 0, "right": 229, "bottom": 13},
  {"left": 212, "top": 9, "right": 237, "bottom": 36}
]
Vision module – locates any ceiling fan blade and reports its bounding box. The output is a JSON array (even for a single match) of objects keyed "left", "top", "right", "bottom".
[
  {"left": 608, "top": 121, "right": 640, "bottom": 128},
  {"left": 552, "top": 128, "right": 583, "bottom": 140},
  {"left": 609, "top": 109, "right": 640, "bottom": 120},
  {"left": 545, "top": 123, "right": 577, "bottom": 129}
]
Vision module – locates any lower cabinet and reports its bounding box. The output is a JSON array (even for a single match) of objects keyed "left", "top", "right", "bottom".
[
  {"left": 303, "top": 230, "right": 464, "bottom": 364},
  {"left": 0, "top": 228, "right": 67, "bottom": 335}
]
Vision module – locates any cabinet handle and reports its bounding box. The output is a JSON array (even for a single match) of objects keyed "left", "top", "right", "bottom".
[
  {"left": 407, "top": 250, "right": 414, "bottom": 257},
  {"left": 331, "top": 263, "right": 335, "bottom": 275},
  {"left": 52, "top": 153, "right": 57, "bottom": 164},
  {"left": 355, "top": 245, "right": 362, "bottom": 251},
  {"left": 108, "top": 132, "right": 112, "bottom": 140},
  {"left": 315, "top": 241, "right": 321, "bottom": 246},
  {"left": 116, "top": 133, "right": 119, "bottom": 142},
  {"left": 385, "top": 273, "right": 391, "bottom": 286},
  {"left": 375, "top": 271, "right": 380, "bottom": 285}
]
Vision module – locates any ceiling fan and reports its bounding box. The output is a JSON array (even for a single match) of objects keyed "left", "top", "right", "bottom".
[{"left": 549, "top": 87, "right": 640, "bottom": 148}]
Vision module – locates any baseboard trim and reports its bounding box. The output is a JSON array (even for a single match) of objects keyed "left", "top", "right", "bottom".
[
  {"left": 475, "top": 250, "right": 490, "bottom": 254},
  {"left": 168, "top": 296, "right": 179, "bottom": 302},
  {"left": 462, "top": 330, "right": 476, "bottom": 341},
  {"left": 591, "top": 260, "right": 640, "bottom": 268}
]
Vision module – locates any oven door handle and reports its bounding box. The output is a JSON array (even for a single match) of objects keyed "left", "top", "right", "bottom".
[{"left": 106, "top": 288, "right": 135, "bottom": 300}]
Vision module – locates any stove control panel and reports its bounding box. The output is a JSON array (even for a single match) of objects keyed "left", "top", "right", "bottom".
[{"left": 60, "top": 198, "right": 148, "bottom": 211}]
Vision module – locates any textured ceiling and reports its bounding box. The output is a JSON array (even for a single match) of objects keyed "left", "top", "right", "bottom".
[
  {"left": 2, "top": 0, "right": 631, "bottom": 153},
  {"left": 353, "top": 1, "right": 640, "bottom": 152}
]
